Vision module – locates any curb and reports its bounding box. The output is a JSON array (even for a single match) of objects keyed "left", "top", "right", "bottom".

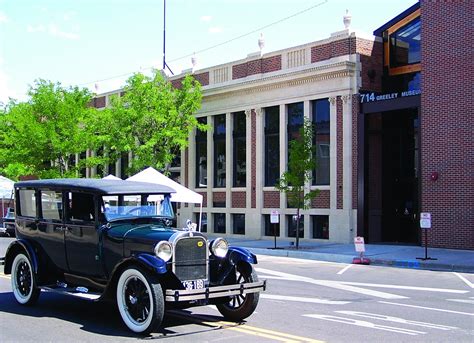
[{"left": 246, "top": 247, "right": 474, "bottom": 274}]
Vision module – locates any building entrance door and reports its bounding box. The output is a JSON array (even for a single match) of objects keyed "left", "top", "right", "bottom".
[{"left": 366, "top": 108, "right": 420, "bottom": 244}]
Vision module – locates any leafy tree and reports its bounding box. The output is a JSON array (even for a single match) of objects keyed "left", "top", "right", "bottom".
[
  {"left": 87, "top": 69, "right": 206, "bottom": 175},
  {"left": 0, "top": 80, "right": 95, "bottom": 180},
  {"left": 275, "top": 118, "right": 320, "bottom": 249}
]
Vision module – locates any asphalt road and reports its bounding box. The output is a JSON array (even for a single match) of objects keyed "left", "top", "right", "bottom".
[{"left": 1, "top": 237, "right": 473, "bottom": 342}]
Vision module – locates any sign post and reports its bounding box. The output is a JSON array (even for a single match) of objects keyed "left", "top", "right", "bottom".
[
  {"left": 353, "top": 236, "right": 370, "bottom": 264},
  {"left": 417, "top": 212, "right": 437, "bottom": 261},
  {"left": 270, "top": 210, "right": 280, "bottom": 249}
]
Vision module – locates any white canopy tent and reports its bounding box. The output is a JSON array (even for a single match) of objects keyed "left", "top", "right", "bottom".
[
  {"left": 127, "top": 167, "right": 203, "bottom": 230},
  {"left": 0, "top": 175, "right": 14, "bottom": 218},
  {"left": 102, "top": 174, "right": 122, "bottom": 180}
]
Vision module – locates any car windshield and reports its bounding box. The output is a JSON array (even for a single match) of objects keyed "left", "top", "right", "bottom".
[{"left": 102, "top": 194, "right": 174, "bottom": 221}]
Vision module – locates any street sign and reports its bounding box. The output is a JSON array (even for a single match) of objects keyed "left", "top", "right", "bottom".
[
  {"left": 420, "top": 212, "right": 431, "bottom": 229},
  {"left": 354, "top": 236, "right": 365, "bottom": 252},
  {"left": 270, "top": 210, "right": 279, "bottom": 224}
]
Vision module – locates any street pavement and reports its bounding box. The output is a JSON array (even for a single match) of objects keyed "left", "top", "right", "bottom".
[{"left": 207, "top": 236, "right": 474, "bottom": 274}]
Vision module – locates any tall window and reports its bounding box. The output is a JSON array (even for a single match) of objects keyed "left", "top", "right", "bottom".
[
  {"left": 233, "top": 111, "right": 246, "bottom": 187},
  {"left": 312, "top": 215, "right": 329, "bottom": 239},
  {"left": 233, "top": 214, "right": 245, "bottom": 235},
  {"left": 214, "top": 213, "right": 226, "bottom": 233},
  {"left": 264, "top": 214, "right": 280, "bottom": 237},
  {"left": 195, "top": 117, "right": 207, "bottom": 188},
  {"left": 79, "top": 151, "right": 87, "bottom": 177},
  {"left": 214, "top": 114, "right": 226, "bottom": 188},
  {"left": 389, "top": 16, "right": 421, "bottom": 67},
  {"left": 312, "top": 99, "right": 330, "bottom": 185},
  {"left": 120, "top": 152, "right": 129, "bottom": 179},
  {"left": 287, "top": 102, "right": 304, "bottom": 155},
  {"left": 264, "top": 106, "right": 280, "bottom": 187},
  {"left": 287, "top": 214, "right": 304, "bottom": 238}
]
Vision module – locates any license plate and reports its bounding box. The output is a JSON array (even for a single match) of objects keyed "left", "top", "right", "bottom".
[{"left": 182, "top": 279, "right": 205, "bottom": 290}]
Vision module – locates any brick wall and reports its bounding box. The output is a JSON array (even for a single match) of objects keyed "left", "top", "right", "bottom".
[
  {"left": 311, "top": 37, "right": 356, "bottom": 63},
  {"left": 310, "top": 190, "right": 330, "bottom": 209},
  {"left": 213, "top": 192, "right": 226, "bottom": 205},
  {"left": 263, "top": 191, "right": 280, "bottom": 208},
  {"left": 357, "top": 38, "right": 383, "bottom": 92},
  {"left": 171, "top": 72, "right": 210, "bottom": 88},
  {"left": 232, "top": 55, "right": 282, "bottom": 80},
  {"left": 251, "top": 110, "right": 257, "bottom": 208},
  {"left": 352, "top": 94, "right": 359, "bottom": 209},
  {"left": 232, "top": 192, "right": 246, "bottom": 208},
  {"left": 421, "top": 1, "right": 474, "bottom": 249},
  {"left": 198, "top": 192, "right": 207, "bottom": 208}
]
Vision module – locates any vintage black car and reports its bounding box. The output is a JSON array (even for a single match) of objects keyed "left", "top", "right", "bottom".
[{"left": 4, "top": 179, "right": 265, "bottom": 334}]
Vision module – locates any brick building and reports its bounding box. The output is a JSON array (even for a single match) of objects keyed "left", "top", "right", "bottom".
[{"left": 92, "top": 1, "right": 473, "bottom": 249}]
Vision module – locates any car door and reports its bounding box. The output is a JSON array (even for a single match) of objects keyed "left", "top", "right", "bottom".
[
  {"left": 37, "top": 189, "right": 68, "bottom": 271},
  {"left": 64, "top": 191, "right": 103, "bottom": 277}
]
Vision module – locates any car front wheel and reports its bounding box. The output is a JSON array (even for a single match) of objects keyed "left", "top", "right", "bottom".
[
  {"left": 116, "top": 268, "right": 164, "bottom": 334},
  {"left": 216, "top": 264, "right": 260, "bottom": 321},
  {"left": 11, "top": 253, "right": 40, "bottom": 305}
]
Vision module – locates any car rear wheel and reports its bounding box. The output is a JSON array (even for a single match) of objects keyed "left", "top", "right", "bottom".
[
  {"left": 116, "top": 268, "right": 164, "bottom": 334},
  {"left": 216, "top": 264, "right": 260, "bottom": 321},
  {"left": 11, "top": 253, "right": 40, "bottom": 305}
]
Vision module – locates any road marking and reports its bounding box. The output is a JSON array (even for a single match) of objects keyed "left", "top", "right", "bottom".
[
  {"left": 336, "top": 311, "right": 458, "bottom": 330},
  {"left": 446, "top": 299, "right": 474, "bottom": 305},
  {"left": 304, "top": 314, "right": 426, "bottom": 336},
  {"left": 168, "top": 311, "right": 324, "bottom": 342},
  {"left": 256, "top": 268, "right": 408, "bottom": 300},
  {"left": 338, "top": 281, "right": 468, "bottom": 294},
  {"left": 453, "top": 272, "right": 474, "bottom": 289},
  {"left": 379, "top": 301, "right": 474, "bottom": 316},
  {"left": 337, "top": 264, "right": 353, "bottom": 275},
  {"left": 0, "top": 273, "right": 10, "bottom": 279},
  {"left": 261, "top": 294, "right": 350, "bottom": 305}
]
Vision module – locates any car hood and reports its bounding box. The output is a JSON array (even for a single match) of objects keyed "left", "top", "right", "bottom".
[{"left": 107, "top": 222, "right": 177, "bottom": 256}]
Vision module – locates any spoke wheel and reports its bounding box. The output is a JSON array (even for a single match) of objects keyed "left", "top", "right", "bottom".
[
  {"left": 116, "top": 268, "right": 164, "bottom": 334},
  {"left": 216, "top": 264, "right": 260, "bottom": 321},
  {"left": 11, "top": 253, "right": 40, "bottom": 305}
]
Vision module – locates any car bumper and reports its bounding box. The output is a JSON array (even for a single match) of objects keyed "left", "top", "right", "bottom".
[{"left": 165, "top": 280, "right": 266, "bottom": 302}]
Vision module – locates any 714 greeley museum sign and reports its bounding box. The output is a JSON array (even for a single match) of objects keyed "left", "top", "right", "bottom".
[{"left": 359, "top": 89, "right": 421, "bottom": 103}]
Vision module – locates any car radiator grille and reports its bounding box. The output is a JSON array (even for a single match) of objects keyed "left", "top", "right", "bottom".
[{"left": 173, "top": 237, "right": 208, "bottom": 281}]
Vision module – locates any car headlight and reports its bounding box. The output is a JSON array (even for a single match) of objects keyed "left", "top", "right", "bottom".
[
  {"left": 154, "top": 241, "right": 172, "bottom": 262},
  {"left": 211, "top": 238, "right": 229, "bottom": 258}
]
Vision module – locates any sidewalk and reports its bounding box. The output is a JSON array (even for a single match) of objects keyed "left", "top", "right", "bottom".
[{"left": 213, "top": 236, "right": 474, "bottom": 273}]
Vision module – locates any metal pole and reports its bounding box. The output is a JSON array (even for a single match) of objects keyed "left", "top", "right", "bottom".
[{"left": 163, "top": 0, "right": 166, "bottom": 71}]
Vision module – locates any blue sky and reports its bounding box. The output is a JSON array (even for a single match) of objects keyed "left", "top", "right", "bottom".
[{"left": 0, "top": 0, "right": 417, "bottom": 103}]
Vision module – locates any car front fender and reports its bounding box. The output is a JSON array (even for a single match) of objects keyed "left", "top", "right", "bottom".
[
  {"left": 227, "top": 246, "right": 258, "bottom": 265},
  {"left": 4, "top": 239, "right": 38, "bottom": 275}
]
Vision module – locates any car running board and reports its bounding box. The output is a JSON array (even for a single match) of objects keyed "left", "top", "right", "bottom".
[{"left": 41, "top": 285, "right": 102, "bottom": 301}]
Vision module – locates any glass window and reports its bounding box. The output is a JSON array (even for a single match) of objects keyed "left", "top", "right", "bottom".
[
  {"left": 312, "top": 215, "right": 329, "bottom": 239},
  {"left": 312, "top": 99, "right": 330, "bottom": 185},
  {"left": 79, "top": 151, "right": 87, "bottom": 177},
  {"left": 108, "top": 160, "right": 116, "bottom": 177},
  {"left": 67, "top": 192, "right": 95, "bottom": 222},
  {"left": 120, "top": 152, "right": 129, "bottom": 179},
  {"left": 101, "top": 194, "right": 174, "bottom": 221},
  {"left": 233, "top": 112, "right": 246, "bottom": 187},
  {"left": 41, "top": 191, "right": 62, "bottom": 221},
  {"left": 213, "top": 213, "right": 226, "bottom": 234},
  {"left": 287, "top": 102, "right": 304, "bottom": 152},
  {"left": 264, "top": 106, "right": 280, "bottom": 187},
  {"left": 389, "top": 17, "right": 421, "bottom": 67},
  {"left": 18, "top": 189, "right": 36, "bottom": 218},
  {"left": 287, "top": 214, "right": 304, "bottom": 238},
  {"left": 195, "top": 212, "right": 207, "bottom": 232},
  {"left": 214, "top": 114, "right": 226, "bottom": 188},
  {"left": 196, "top": 117, "right": 207, "bottom": 188},
  {"left": 233, "top": 214, "right": 245, "bottom": 235},
  {"left": 264, "top": 214, "right": 280, "bottom": 237}
]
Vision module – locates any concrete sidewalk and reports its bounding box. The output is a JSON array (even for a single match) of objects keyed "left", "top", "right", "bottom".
[{"left": 214, "top": 236, "right": 474, "bottom": 273}]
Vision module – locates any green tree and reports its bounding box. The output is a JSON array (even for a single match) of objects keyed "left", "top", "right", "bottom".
[
  {"left": 0, "top": 80, "right": 95, "bottom": 180},
  {"left": 87, "top": 69, "right": 206, "bottom": 175},
  {"left": 275, "top": 118, "right": 320, "bottom": 249}
]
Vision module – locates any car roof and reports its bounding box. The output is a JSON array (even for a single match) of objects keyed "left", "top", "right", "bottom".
[{"left": 14, "top": 178, "right": 176, "bottom": 195}]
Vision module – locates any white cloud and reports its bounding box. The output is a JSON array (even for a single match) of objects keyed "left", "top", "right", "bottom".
[
  {"left": 27, "top": 24, "right": 46, "bottom": 33},
  {"left": 200, "top": 15, "right": 212, "bottom": 22},
  {"left": 0, "top": 11, "right": 8, "bottom": 24},
  {"left": 208, "top": 27, "right": 222, "bottom": 34},
  {"left": 48, "top": 23, "right": 80, "bottom": 40}
]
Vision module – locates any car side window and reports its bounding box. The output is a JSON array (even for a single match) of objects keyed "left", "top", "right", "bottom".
[
  {"left": 40, "top": 191, "right": 63, "bottom": 221},
  {"left": 67, "top": 192, "right": 95, "bottom": 223},
  {"left": 18, "top": 189, "right": 37, "bottom": 218}
]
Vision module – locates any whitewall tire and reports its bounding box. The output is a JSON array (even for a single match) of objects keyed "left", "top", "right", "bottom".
[
  {"left": 11, "top": 253, "right": 40, "bottom": 305},
  {"left": 116, "top": 268, "right": 164, "bottom": 334}
]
